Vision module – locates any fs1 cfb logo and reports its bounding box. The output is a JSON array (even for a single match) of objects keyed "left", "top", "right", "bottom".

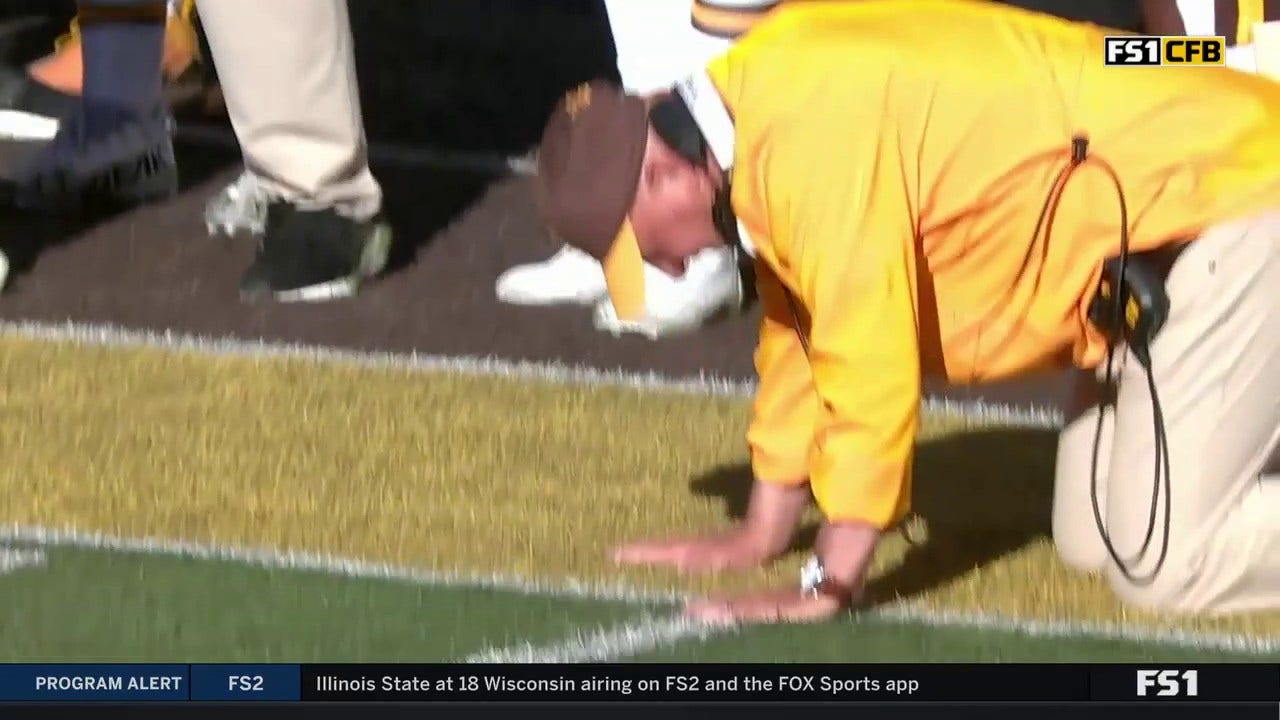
[
  {"left": 1136, "top": 669, "right": 1200, "bottom": 697},
  {"left": 1104, "top": 36, "right": 1226, "bottom": 66}
]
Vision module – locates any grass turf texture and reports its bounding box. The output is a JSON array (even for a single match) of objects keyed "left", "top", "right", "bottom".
[
  {"left": 1, "top": 545, "right": 1271, "bottom": 662},
  {"left": 0, "top": 545, "right": 645, "bottom": 662},
  {"left": 0, "top": 334, "right": 1276, "bottom": 654},
  {"left": 634, "top": 620, "right": 1277, "bottom": 663}
]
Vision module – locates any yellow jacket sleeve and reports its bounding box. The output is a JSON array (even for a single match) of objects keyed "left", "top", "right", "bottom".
[
  {"left": 747, "top": 260, "right": 818, "bottom": 486},
  {"left": 769, "top": 128, "right": 922, "bottom": 530}
]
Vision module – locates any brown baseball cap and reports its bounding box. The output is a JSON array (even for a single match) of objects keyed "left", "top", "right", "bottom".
[{"left": 534, "top": 80, "right": 649, "bottom": 261}]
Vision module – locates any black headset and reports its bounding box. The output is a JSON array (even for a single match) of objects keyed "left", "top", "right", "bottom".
[{"left": 1050, "top": 139, "right": 1173, "bottom": 587}]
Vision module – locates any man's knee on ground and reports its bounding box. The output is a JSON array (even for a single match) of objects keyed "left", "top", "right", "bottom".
[
  {"left": 1051, "top": 478, "right": 1111, "bottom": 573},
  {"left": 1051, "top": 369, "right": 1115, "bottom": 574},
  {"left": 1052, "top": 520, "right": 1108, "bottom": 574},
  {"left": 1051, "top": 443, "right": 1110, "bottom": 572},
  {"left": 1105, "top": 561, "right": 1201, "bottom": 613}
]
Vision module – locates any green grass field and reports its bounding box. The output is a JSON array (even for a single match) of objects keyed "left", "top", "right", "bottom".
[
  {"left": 2, "top": 542, "right": 1273, "bottom": 663},
  {"left": 2, "top": 334, "right": 1277, "bottom": 664}
]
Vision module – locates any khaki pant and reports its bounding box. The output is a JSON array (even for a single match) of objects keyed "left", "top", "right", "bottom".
[
  {"left": 194, "top": 0, "right": 382, "bottom": 220},
  {"left": 1053, "top": 210, "right": 1280, "bottom": 614}
]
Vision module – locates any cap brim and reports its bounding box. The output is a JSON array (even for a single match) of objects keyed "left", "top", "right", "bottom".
[{"left": 602, "top": 220, "right": 648, "bottom": 321}]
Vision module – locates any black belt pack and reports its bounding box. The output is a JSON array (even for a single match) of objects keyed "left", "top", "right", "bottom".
[{"left": 1087, "top": 251, "right": 1172, "bottom": 368}]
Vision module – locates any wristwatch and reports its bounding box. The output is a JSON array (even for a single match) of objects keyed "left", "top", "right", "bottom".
[{"left": 799, "top": 556, "right": 860, "bottom": 606}]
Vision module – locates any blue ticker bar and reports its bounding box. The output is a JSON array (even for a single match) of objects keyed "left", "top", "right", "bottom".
[
  {"left": 0, "top": 663, "right": 1275, "bottom": 703},
  {"left": 0, "top": 664, "right": 301, "bottom": 702}
]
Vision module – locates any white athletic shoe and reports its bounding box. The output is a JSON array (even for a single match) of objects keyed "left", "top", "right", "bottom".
[
  {"left": 592, "top": 245, "right": 744, "bottom": 339},
  {"left": 494, "top": 244, "right": 610, "bottom": 306},
  {"left": 0, "top": 249, "right": 10, "bottom": 292},
  {"left": 205, "top": 170, "right": 268, "bottom": 237}
]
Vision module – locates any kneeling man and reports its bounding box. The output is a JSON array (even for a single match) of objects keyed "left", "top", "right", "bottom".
[{"left": 534, "top": 0, "right": 1280, "bottom": 622}]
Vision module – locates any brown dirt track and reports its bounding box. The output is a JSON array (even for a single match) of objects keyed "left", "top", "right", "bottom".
[
  {"left": 0, "top": 134, "right": 1070, "bottom": 412},
  {"left": 0, "top": 0, "right": 1069, "bottom": 409}
]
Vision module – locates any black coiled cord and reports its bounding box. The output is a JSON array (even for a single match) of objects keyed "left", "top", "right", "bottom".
[{"left": 1045, "top": 136, "right": 1173, "bottom": 586}]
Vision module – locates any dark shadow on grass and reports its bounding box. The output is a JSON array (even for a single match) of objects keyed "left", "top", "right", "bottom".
[{"left": 690, "top": 427, "right": 1058, "bottom": 603}]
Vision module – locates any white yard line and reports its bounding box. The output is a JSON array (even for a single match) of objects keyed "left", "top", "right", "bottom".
[
  {"left": 875, "top": 604, "right": 1278, "bottom": 656},
  {"left": 0, "top": 547, "right": 46, "bottom": 574},
  {"left": 0, "top": 320, "right": 1065, "bottom": 428},
  {"left": 2, "top": 525, "right": 1274, "bottom": 656},
  {"left": 462, "top": 614, "right": 732, "bottom": 663},
  {"left": 0, "top": 525, "right": 683, "bottom": 605}
]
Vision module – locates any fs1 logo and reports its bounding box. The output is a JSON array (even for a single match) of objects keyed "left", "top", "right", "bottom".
[
  {"left": 1104, "top": 36, "right": 1226, "bottom": 66},
  {"left": 1136, "top": 669, "right": 1199, "bottom": 697}
]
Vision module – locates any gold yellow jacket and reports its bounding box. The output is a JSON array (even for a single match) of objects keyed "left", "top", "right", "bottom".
[{"left": 698, "top": 0, "right": 1280, "bottom": 528}]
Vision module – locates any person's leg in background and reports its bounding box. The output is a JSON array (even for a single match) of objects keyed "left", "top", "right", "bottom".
[
  {"left": 12, "top": 0, "right": 178, "bottom": 210},
  {"left": 196, "top": 0, "right": 390, "bottom": 303},
  {"left": 493, "top": 0, "right": 777, "bottom": 339},
  {"left": 0, "top": 0, "right": 202, "bottom": 141},
  {"left": 1164, "top": 0, "right": 1280, "bottom": 72},
  {"left": 1211, "top": 0, "right": 1280, "bottom": 41},
  {"left": 0, "top": 21, "right": 77, "bottom": 140},
  {"left": 29, "top": 0, "right": 197, "bottom": 93},
  {"left": 1054, "top": 216, "right": 1280, "bottom": 613},
  {"left": 990, "top": 0, "right": 1145, "bottom": 31}
]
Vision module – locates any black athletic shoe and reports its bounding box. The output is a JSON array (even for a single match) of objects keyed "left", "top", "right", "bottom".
[
  {"left": 239, "top": 202, "right": 393, "bottom": 303},
  {"left": 0, "top": 63, "right": 73, "bottom": 141},
  {"left": 10, "top": 100, "right": 178, "bottom": 213}
]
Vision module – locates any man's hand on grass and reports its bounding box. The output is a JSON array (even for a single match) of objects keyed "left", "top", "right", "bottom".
[
  {"left": 612, "top": 527, "right": 774, "bottom": 573},
  {"left": 683, "top": 585, "right": 850, "bottom": 624},
  {"left": 682, "top": 520, "right": 882, "bottom": 625},
  {"left": 611, "top": 479, "right": 809, "bottom": 573}
]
